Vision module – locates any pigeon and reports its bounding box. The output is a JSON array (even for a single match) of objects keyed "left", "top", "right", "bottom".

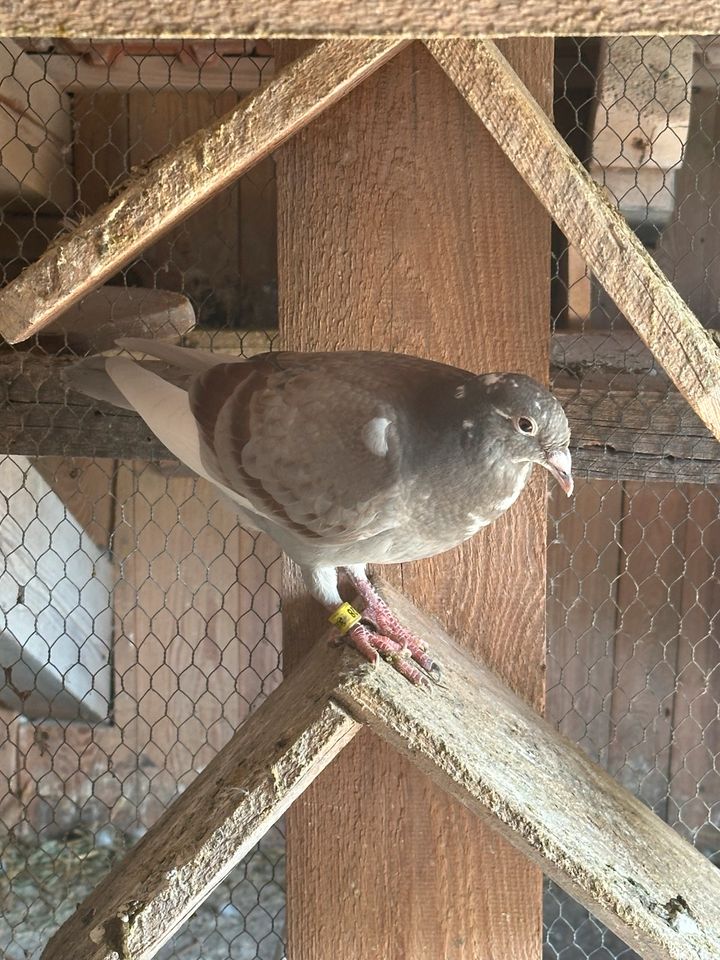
[{"left": 68, "top": 340, "right": 572, "bottom": 684}]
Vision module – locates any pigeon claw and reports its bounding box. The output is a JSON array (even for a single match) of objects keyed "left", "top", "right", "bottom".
[{"left": 346, "top": 622, "right": 425, "bottom": 685}]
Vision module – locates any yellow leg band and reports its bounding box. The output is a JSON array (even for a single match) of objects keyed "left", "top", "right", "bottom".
[{"left": 328, "top": 602, "right": 362, "bottom": 635}]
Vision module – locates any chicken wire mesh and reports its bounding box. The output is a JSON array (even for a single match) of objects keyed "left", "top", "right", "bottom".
[
  {"left": 0, "top": 38, "right": 284, "bottom": 960},
  {"left": 0, "top": 33, "right": 716, "bottom": 960}
]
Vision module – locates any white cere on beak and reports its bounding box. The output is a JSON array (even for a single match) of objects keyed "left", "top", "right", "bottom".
[
  {"left": 482, "top": 374, "right": 502, "bottom": 386},
  {"left": 362, "top": 417, "right": 392, "bottom": 457}
]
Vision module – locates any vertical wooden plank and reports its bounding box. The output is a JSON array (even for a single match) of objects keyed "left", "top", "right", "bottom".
[{"left": 277, "top": 39, "right": 551, "bottom": 959}]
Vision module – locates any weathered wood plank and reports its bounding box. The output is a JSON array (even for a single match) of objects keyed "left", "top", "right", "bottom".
[
  {"left": 1, "top": 0, "right": 719, "bottom": 39},
  {"left": 40, "top": 641, "right": 361, "bottom": 960},
  {"left": 43, "top": 583, "right": 720, "bottom": 960},
  {"left": 0, "top": 39, "right": 409, "bottom": 344},
  {"left": 335, "top": 581, "right": 720, "bottom": 960},
  {"left": 428, "top": 40, "right": 720, "bottom": 446}
]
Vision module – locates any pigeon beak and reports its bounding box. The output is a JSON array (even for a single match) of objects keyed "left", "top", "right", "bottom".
[{"left": 544, "top": 448, "right": 574, "bottom": 497}]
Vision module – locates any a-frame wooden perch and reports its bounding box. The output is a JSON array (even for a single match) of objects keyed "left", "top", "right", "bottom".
[{"left": 42, "top": 582, "right": 720, "bottom": 960}]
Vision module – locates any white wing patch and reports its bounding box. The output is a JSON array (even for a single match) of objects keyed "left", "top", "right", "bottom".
[
  {"left": 362, "top": 417, "right": 392, "bottom": 457},
  {"left": 465, "top": 513, "right": 490, "bottom": 537}
]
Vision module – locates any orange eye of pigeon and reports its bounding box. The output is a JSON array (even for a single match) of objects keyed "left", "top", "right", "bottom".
[{"left": 516, "top": 416, "right": 537, "bottom": 436}]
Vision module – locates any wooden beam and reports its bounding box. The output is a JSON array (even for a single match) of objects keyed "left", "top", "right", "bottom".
[
  {"left": 428, "top": 40, "right": 720, "bottom": 446},
  {"left": 3, "top": 333, "right": 718, "bottom": 482},
  {"left": 1, "top": 1, "right": 720, "bottom": 40},
  {"left": 42, "top": 585, "right": 720, "bottom": 960},
  {"left": 0, "top": 39, "right": 409, "bottom": 344},
  {"left": 40, "top": 641, "right": 361, "bottom": 960},
  {"left": 277, "top": 37, "right": 551, "bottom": 960}
]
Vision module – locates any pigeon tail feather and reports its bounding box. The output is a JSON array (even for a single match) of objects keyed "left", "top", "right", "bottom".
[
  {"left": 64, "top": 356, "right": 135, "bottom": 410},
  {"left": 116, "top": 338, "right": 238, "bottom": 372}
]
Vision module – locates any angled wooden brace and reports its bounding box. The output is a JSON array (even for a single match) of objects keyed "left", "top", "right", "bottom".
[
  {"left": 42, "top": 582, "right": 720, "bottom": 960},
  {"left": 0, "top": 38, "right": 409, "bottom": 344},
  {"left": 426, "top": 39, "right": 720, "bottom": 445}
]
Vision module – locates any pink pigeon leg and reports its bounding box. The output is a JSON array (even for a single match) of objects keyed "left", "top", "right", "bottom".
[
  {"left": 345, "top": 622, "right": 425, "bottom": 685},
  {"left": 345, "top": 569, "right": 439, "bottom": 679}
]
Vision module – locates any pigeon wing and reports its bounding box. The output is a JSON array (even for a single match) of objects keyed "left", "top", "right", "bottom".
[{"left": 189, "top": 353, "right": 415, "bottom": 544}]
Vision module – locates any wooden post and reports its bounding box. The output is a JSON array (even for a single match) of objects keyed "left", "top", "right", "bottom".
[{"left": 277, "top": 39, "right": 552, "bottom": 959}]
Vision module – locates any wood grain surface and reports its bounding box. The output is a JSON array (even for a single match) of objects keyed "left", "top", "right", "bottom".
[
  {"left": 0, "top": 0, "right": 717, "bottom": 40},
  {"left": 277, "top": 38, "right": 551, "bottom": 960}
]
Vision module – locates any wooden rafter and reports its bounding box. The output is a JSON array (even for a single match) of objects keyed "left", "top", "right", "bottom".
[
  {"left": 1, "top": 1, "right": 719, "bottom": 40},
  {"left": 427, "top": 39, "right": 720, "bottom": 446},
  {"left": 42, "top": 582, "right": 720, "bottom": 960},
  {"left": 0, "top": 38, "right": 408, "bottom": 343}
]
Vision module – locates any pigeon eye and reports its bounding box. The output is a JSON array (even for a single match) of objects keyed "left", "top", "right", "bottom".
[{"left": 516, "top": 416, "right": 537, "bottom": 436}]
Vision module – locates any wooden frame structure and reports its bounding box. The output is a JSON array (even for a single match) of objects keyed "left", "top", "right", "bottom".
[
  {"left": 41, "top": 584, "right": 720, "bottom": 960},
  {"left": 1, "top": 28, "right": 719, "bottom": 960}
]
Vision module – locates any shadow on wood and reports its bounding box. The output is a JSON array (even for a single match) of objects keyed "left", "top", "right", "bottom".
[{"left": 42, "top": 580, "right": 720, "bottom": 960}]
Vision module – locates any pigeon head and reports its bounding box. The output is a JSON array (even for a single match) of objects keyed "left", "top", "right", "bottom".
[{"left": 478, "top": 372, "right": 573, "bottom": 496}]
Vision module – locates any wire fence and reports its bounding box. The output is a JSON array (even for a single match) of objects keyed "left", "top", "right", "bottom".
[{"left": 0, "top": 34, "right": 717, "bottom": 960}]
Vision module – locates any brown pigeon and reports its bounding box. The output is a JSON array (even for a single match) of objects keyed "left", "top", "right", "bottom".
[{"left": 69, "top": 340, "right": 572, "bottom": 684}]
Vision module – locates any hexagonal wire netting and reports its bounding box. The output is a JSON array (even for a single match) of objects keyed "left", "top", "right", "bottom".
[{"left": 0, "top": 35, "right": 717, "bottom": 960}]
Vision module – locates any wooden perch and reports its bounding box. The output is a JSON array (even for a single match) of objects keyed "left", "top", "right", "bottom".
[
  {"left": 2, "top": 332, "right": 719, "bottom": 483},
  {"left": 0, "top": 38, "right": 408, "bottom": 344},
  {"left": 41, "top": 643, "right": 361, "bottom": 960},
  {"left": 39, "top": 286, "right": 196, "bottom": 351},
  {"left": 43, "top": 581, "right": 720, "bottom": 960},
  {"left": 427, "top": 40, "right": 720, "bottom": 446}
]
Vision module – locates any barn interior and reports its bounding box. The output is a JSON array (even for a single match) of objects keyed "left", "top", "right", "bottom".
[{"left": 0, "top": 34, "right": 718, "bottom": 960}]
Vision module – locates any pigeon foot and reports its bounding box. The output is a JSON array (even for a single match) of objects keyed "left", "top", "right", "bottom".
[
  {"left": 346, "top": 622, "right": 425, "bottom": 685},
  {"left": 347, "top": 573, "right": 440, "bottom": 682}
]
